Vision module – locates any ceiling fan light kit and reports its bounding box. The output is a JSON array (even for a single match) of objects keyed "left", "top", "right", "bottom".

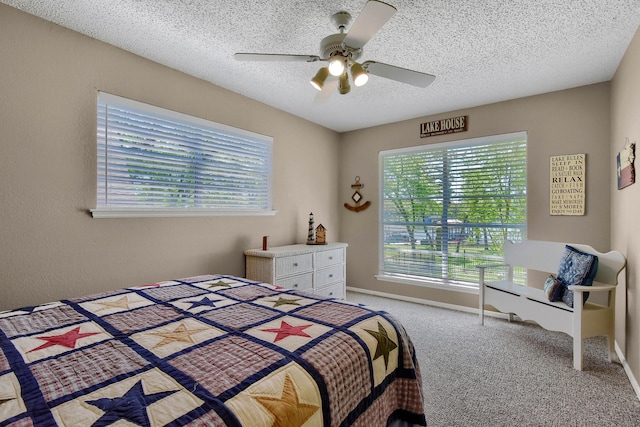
[
  {"left": 235, "top": 0, "right": 435, "bottom": 98},
  {"left": 310, "top": 67, "right": 330, "bottom": 90},
  {"left": 328, "top": 54, "right": 347, "bottom": 76},
  {"left": 351, "top": 62, "right": 369, "bottom": 87},
  {"left": 339, "top": 72, "right": 351, "bottom": 95}
]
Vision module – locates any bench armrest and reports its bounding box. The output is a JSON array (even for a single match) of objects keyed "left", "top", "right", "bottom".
[
  {"left": 568, "top": 284, "right": 616, "bottom": 293},
  {"left": 477, "top": 263, "right": 512, "bottom": 289}
]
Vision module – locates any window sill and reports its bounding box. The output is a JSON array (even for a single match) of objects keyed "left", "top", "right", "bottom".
[
  {"left": 90, "top": 208, "right": 278, "bottom": 218},
  {"left": 375, "top": 274, "right": 479, "bottom": 295}
]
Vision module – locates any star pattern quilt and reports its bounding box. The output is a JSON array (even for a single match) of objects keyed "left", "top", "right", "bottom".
[{"left": 0, "top": 275, "right": 426, "bottom": 426}]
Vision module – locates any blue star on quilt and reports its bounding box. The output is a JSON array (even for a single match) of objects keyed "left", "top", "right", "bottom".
[
  {"left": 187, "top": 296, "right": 219, "bottom": 310},
  {"left": 13, "top": 306, "right": 36, "bottom": 314},
  {"left": 86, "top": 380, "right": 177, "bottom": 427}
]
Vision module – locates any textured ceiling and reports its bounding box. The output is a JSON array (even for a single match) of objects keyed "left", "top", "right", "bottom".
[{"left": 3, "top": 0, "right": 640, "bottom": 132}]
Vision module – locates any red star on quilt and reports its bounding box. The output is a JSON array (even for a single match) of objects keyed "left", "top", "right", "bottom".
[
  {"left": 28, "top": 326, "right": 101, "bottom": 353},
  {"left": 261, "top": 321, "right": 312, "bottom": 342}
]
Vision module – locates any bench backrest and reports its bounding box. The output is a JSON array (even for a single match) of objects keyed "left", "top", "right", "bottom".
[{"left": 504, "top": 240, "right": 626, "bottom": 286}]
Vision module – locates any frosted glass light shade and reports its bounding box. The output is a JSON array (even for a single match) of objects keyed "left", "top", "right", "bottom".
[
  {"left": 328, "top": 56, "right": 346, "bottom": 76},
  {"left": 310, "top": 67, "right": 330, "bottom": 91},
  {"left": 351, "top": 62, "right": 369, "bottom": 87},
  {"left": 339, "top": 72, "right": 350, "bottom": 95}
]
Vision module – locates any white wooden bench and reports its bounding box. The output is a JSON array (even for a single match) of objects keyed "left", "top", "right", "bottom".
[{"left": 478, "top": 240, "right": 626, "bottom": 370}]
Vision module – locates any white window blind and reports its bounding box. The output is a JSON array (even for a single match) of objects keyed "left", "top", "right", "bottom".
[
  {"left": 92, "top": 92, "right": 274, "bottom": 218},
  {"left": 379, "top": 132, "right": 527, "bottom": 289}
]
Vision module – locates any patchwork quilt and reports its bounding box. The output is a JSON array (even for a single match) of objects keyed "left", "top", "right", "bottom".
[{"left": 0, "top": 275, "right": 426, "bottom": 426}]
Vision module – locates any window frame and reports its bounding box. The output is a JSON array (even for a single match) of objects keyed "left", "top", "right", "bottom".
[
  {"left": 91, "top": 92, "right": 275, "bottom": 219},
  {"left": 377, "top": 131, "right": 527, "bottom": 293}
]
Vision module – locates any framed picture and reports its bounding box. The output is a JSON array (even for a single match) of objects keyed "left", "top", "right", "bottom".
[{"left": 617, "top": 138, "right": 636, "bottom": 190}]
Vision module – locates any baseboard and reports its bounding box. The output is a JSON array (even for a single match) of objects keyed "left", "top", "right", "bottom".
[
  {"left": 346, "top": 286, "right": 640, "bottom": 403},
  {"left": 616, "top": 341, "right": 640, "bottom": 401},
  {"left": 345, "top": 286, "right": 512, "bottom": 320}
]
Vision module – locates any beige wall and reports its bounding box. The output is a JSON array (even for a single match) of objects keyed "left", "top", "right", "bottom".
[
  {"left": 611, "top": 26, "right": 640, "bottom": 386},
  {"left": 339, "top": 83, "right": 612, "bottom": 308},
  {"left": 0, "top": 4, "right": 341, "bottom": 310}
]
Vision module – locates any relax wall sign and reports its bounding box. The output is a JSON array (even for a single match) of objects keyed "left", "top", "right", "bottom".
[
  {"left": 420, "top": 115, "right": 468, "bottom": 138},
  {"left": 550, "top": 154, "right": 585, "bottom": 216}
]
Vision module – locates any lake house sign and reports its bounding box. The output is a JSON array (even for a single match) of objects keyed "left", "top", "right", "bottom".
[{"left": 420, "top": 115, "right": 468, "bottom": 138}]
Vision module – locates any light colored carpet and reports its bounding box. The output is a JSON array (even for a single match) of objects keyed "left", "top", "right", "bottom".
[{"left": 346, "top": 291, "right": 640, "bottom": 427}]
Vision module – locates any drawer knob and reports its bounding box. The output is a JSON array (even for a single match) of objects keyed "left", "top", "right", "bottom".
[
  {"left": 293, "top": 284, "right": 298, "bottom": 288},
  {"left": 329, "top": 274, "right": 333, "bottom": 278},
  {"left": 329, "top": 256, "right": 333, "bottom": 260},
  {"left": 293, "top": 262, "right": 298, "bottom": 267},
  {"left": 329, "top": 292, "right": 333, "bottom": 296}
]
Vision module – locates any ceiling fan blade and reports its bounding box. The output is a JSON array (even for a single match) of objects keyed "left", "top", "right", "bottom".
[
  {"left": 363, "top": 61, "right": 436, "bottom": 87},
  {"left": 234, "top": 53, "right": 320, "bottom": 62},
  {"left": 343, "top": 0, "right": 397, "bottom": 50}
]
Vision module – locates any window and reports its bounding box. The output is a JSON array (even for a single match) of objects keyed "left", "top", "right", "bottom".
[
  {"left": 92, "top": 92, "right": 274, "bottom": 218},
  {"left": 379, "top": 132, "right": 527, "bottom": 291}
]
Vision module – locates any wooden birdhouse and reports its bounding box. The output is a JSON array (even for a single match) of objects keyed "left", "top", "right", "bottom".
[{"left": 315, "top": 224, "right": 327, "bottom": 244}]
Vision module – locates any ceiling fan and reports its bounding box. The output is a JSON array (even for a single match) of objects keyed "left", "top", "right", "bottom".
[{"left": 234, "top": 0, "right": 435, "bottom": 96}]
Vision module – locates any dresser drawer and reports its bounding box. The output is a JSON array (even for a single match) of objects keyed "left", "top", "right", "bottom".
[
  {"left": 314, "top": 282, "right": 345, "bottom": 299},
  {"left": 316, "top": 248, "right": 344, "bottom": 268},
  {"left": 277, "top": 273, "right": 313, "bottom": 291},
  {"left": 315, "top": 264, "right": 344, "bottom": 287},
  {"left": 275, "top": 254, "right": 313, "bottom": 278}
]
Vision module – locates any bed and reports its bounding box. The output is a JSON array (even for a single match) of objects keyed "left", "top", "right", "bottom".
[{"left": 0, "top": 274, "right": 426, "bottom": 426}]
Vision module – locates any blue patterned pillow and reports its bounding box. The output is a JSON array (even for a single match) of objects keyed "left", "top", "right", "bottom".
[
  {"left": 543, "top": 275, "right": 565, "bottom": 302},
  {"left": 557, "top": 245, "right": 598, "bottom": 308}
]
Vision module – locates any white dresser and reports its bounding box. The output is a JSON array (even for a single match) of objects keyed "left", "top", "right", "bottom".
[{"left": 244, "top": 242, "right": 348, "bottom": 298}]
